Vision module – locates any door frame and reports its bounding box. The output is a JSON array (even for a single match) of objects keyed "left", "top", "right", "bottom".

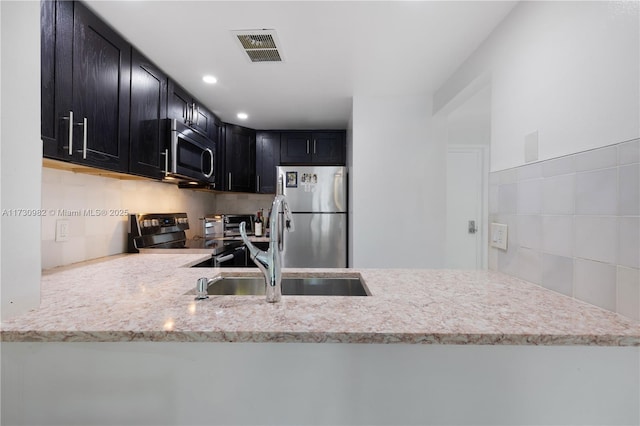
[{"left": 446, "top": 145, "right": 489, "bottom": 269}]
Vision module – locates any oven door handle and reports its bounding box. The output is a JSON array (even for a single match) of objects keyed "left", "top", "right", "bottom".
[{"left": 215, "top": 253, "right": 235, "bottom": 263}]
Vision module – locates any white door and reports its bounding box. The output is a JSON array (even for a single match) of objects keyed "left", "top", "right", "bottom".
[{"left": 445, "top": 147, "right": 486, "bottom": 269}]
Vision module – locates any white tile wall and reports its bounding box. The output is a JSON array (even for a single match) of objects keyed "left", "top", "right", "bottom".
[
  {"left": 41, "top": 167, "right": 217, "bottom": 269},
  {"left": 541, "top": 254, "right": 573, "bottom": 297},
  {"left": 574, "top": 145, "right": 618, "bottom": 171},
  {"left": 618, "top": 164, "right": 639, "bottom": 216},
  {"left": 574, "top": 258, "right": 617, "bottom": 312},
  {"left": 618, "top": 217, "right": 640, "bottom": 269},
  {"left": 574, "top": 216, "right": 618, "bottom": 264},
  {"left": 618, "top": 139, "right": 640, "bottom": 165},
  {"left": 490, "top": 139, "right": 640, "bottom": 321},
  {"left": 517, "top": 215, "right": 542, "bottom": 250},
  {"left": 617, "top": 266, "right": 640, "bottom": 320},
  {"left": 516, "top": 179, "right": 542, "bottom": 214},
  {"left": 542, "top": 215, "right": 574, "bottom": 257},
  {"left": 575, "top": 168, "right": 618, "bottom": 215},
  {"left": 542, "top": 174, "right": 575, "bottom": 214}
]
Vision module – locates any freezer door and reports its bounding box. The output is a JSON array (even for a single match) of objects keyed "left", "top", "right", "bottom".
[
  {"left": 282, "top": 213, "right": 347, "bottom": 268},
  {"left": 278, "top": 166, "right": 347, "bottom": 213}
]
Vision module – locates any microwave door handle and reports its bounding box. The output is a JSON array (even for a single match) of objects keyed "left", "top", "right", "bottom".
[
  {"left": 161, "top": 148, "right": 169, "bottom": 177},
  {"left": 202, "top": 148, "right": 214, "bottom": 178}
]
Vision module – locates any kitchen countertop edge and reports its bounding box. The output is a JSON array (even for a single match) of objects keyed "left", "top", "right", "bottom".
[{"left": 2, "top": 331, "right": 638, "bottom": 346}]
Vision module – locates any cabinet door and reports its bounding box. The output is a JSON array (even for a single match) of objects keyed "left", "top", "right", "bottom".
[
  {"left": 41, "top": 0, "right": 73, "bottom": 160},
  {"left": 72, "top": 1, "right": 130, "bottom": 171},
  {"left": 191, "top": 102, "right": 214, "bottom": 138},
  {"left": 212, "top": 120, "right": 224, "bottom": 190},
  {"left": 280, "top": 132, "right": 312, "bottom": 163},
  {"left": 129, "top": 48, "right": 167, "bottom": 179},
  {"left": 311, "top": 131, "right": 345, "bottom": 165},
  {"left": 256, "top": 132, "right": 281, "bottom": 193},
  {"left": 225, "top": 124, "right": 256, "bottom": 192},
  {"left": 167, "top": 80, "right": 191, "bottom": 126}
]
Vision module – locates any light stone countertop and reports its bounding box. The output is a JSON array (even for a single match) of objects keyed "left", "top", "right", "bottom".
[{"left": 1, "top": 254, "right": 638, "bottom": 345}]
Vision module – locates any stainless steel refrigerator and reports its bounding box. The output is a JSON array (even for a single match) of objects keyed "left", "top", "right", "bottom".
[{"left": 277, "top": 166, "right": 347, "bottom": 268}]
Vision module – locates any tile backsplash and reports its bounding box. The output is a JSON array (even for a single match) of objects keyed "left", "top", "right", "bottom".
[
  {"left": 489, "top": 139, "right": 640, "bottom": 321},
  {"left": 213, "top": 193, "right": 275, "bottom": 216},
  {"left": 41, "top": 167, "right": 217, "bottom": 269}
]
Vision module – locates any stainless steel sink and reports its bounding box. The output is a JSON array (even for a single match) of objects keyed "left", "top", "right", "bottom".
[{"left": 196, "top": 276, "right": 369, "bottom": 296}]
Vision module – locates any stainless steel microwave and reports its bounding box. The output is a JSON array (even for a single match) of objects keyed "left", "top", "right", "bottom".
[{"left": 165, "top": 119, "right": 215, "bottom": 184}]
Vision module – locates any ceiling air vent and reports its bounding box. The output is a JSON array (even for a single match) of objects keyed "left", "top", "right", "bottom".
[{"left": 231, "top": 29, "right": 284, "bottom": 63}]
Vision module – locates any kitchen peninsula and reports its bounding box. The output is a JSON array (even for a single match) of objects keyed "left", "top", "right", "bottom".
[
  {"left": 2, "top": 254, "right": 638, "bottom": 425},
  {"left": 1, "top": 254, "right": 638, "bottom": 344}
]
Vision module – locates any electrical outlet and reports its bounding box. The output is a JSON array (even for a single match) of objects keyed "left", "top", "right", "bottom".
[
  {"left": 490, "top": 222, "right": 508, "bottom": 250},
  {"left": 55, "top": 219, "right": 70, "bottom": 242}
]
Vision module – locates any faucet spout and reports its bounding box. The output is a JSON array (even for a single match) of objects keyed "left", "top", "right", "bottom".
[{"left": 239, "top": 194, "right": 293, "bottom": 303}]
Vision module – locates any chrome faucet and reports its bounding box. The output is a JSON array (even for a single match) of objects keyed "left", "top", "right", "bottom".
[{"left": 240, "top": 192, "right": 294, "bottom": 302}]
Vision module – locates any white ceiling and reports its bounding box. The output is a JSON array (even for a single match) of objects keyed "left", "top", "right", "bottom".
[{"left": 84, "top": 1, "right": 517, "bottom": 130}]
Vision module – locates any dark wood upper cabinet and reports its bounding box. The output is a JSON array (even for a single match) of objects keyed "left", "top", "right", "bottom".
[
  {"left": 41, "top": 0, "right": 131, "bottom": 172},
  {"left": 41, "top": 0, "right": 73, "bottom": 160},
  {"left": 71, "top": 1, "right": 131, "bottom": 171},
  {"left": 223, "top": 124, "right": 256, "bottom": 192},
  {"left": 256, "top": 131, "right": 281, "bottom": 194},
  {"left": 280, "top": 131, "right": 345, "bottom": 165},
  {"left": 310, "top": 131, "right": 345, "bottom": 164},
  {"left": 129, "top": 48, "right": 168, "bottom": 179},
  {"left": 41, "top": 1, "right": 345, "bottom": 191},
  {"left": 167, "top": 79, "right": 216, "bottom": 140}
]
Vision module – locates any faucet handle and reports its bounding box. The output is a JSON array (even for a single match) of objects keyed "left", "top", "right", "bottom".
[{"left": 240, "top": 222, "right": 267, "bottom": 261}]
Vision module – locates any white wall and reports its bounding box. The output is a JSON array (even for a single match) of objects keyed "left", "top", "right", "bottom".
[
  {"left": 351, "top": 95, "right": 445, "bottom": 268},
  {"left": 435, "top": 1, "right": 640, "bottom": 171},
  {"left": 446, "top": 86, "right": 491, "bottom": 147},
  {"left": 1, "top": 1, "right": 42, "bottom": 319}
]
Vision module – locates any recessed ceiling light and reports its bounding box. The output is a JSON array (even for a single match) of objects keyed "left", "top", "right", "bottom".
[
  {"left": 237, "top": 112, "right": 248, "bottom": 120},
  {"left": 202, "top": 75, "right": 217, "bottom": 84}
]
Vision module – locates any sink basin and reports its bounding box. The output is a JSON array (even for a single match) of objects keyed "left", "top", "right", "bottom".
[{"left": 197, "top": 276, "right": 369, "bottom": 296}]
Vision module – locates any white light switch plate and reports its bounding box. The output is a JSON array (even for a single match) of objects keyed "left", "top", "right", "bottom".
[
  {"left": 55, "top": 219, "right": 70, "bottom": 242},
  {"left": 490, "top": 222, "right": 508, "bottom": 250}
]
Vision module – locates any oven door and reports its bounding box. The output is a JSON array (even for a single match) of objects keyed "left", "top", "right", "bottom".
[{"left": 168, "top": 119, "right": 215, "bottom": 183}]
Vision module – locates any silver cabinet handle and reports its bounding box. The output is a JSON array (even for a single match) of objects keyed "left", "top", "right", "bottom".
[
  {"left": 313, "top": 139, "right": 316, "bottom": 154},
  {"left": 74, "top": 117, "right": 88, "bottom": 159},
  {"left": 257, "top": 175, "right": 260, "bottom": 192},
  {"left": 228, "top": 172, "right": 232, "bottom": 191},
  {"left": 81, "top": 117, "right": 87, "bottom": 159},
  {"left": 306, "top": 139, "right": 310, "bottom": 154},
  {"left": 62, "top": 111, "right": 74, "bottom": 155},
  {"left": 187, "top": 103, "right": 194, "bottom": 125},
  {"left": 202, "top": 148, "right": 214, "bottom": 178}
]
